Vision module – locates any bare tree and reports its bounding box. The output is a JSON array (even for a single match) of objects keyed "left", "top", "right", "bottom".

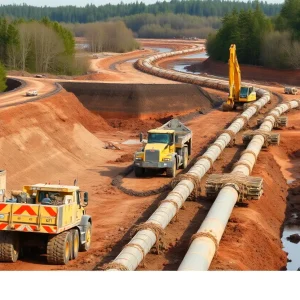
[
  {"left": 17, "top": 23, "right": 32, "bottom": 71},
  {"left": 30, "top": 22, "right": 64, "bottom": 72}
]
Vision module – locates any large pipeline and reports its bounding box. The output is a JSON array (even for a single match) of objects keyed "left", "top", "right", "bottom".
[
  {"left": 105, "top": 46, "right": 273, "bottom": 271},
  {"left": 178, "top": 100, "right": 300, "bottom": 271}
]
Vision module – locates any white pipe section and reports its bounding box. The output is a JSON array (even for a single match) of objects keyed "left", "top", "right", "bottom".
[{"left": 178, "top": 100, "right": 300, "bottom": 271}]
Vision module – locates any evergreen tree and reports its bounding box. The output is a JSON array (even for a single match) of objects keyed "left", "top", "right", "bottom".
[{"left": 0, "top": 61, "right": 6, "bottom": 92}]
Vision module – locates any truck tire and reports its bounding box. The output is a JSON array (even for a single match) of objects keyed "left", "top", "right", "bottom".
[
  {"left": 166, "top": 159, "right": 176, "bottom": 178},
  {"left": 134, "top": 166, "right": 145, "bottom": 177},
  {"left": 47, "top": 231, "right": 72, "bottom": 265},
  {"left": 0, "top": 231, "right": 20, "bottom": 262},
  {"left": 181, "top": 147, "right": 188, "bottom": 169},
  {"left": 71, "top": 229, "right": 79, "bottom": 260},
  {"left": 79, "top": 222, "right": 92, "bottom": 252}
]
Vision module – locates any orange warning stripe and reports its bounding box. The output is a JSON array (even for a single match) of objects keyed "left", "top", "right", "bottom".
[
  {"left": 14, "top": 205, "right": 37, "bottom": 216},
  {"left": 14, "top": 224, "right": 38, "bottom": 232},
  {"left": 0, "top": 223, "right": 7, "bottom": 230},
  {"left": 44, "top": 207, "right": 57, "bottom": 217},
  {"left": 0, "top": 203, "right": 7, "bottom": 211},
  {"left": 43, "top": 226, "right": 56, "bottom": 233}
]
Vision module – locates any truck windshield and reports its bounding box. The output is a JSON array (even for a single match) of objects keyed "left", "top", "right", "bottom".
[
  {"left": 240, "top": 87, "right": 249, "bottom": 98},
  {"left": 148, "top": 133, "right": 171, "bottom": 144}
]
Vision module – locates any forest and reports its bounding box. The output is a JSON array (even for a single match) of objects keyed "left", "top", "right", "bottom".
[
  {"left": 206, "top": 0, "right": 300, "bottom": 69},
  {"left": 0, "top": 1, "right": 282, "bottom": 23}
]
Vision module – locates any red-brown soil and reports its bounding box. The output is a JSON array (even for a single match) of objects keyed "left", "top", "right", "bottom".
[{"left": 1, "top": 39, "right": 299, "bottom": 272}]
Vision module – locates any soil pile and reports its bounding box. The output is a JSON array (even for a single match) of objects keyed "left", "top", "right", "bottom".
[{"left": 0, "top": 90, "right": 112, "bottom": 189}]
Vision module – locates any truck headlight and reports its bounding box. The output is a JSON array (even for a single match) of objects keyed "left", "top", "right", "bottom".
[
  {"left": 163, "top": 158, "right": 170, "bottom": 161},
  {"left": 135, "top": 157, "right": 142, "bottom": 161}
]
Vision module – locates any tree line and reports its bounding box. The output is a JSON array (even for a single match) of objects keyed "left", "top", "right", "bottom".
[
  {"left": 122, "top": 13, "right": 221, "bottom": 38},
  {"left": 66, "top": 13, "right": 222, "bottom": 39},
  {"left": 0, "top": 1, "right": 282, "bottom": 24},
  {"left": 0, "top": 17, "right": 139, "bottom": 89},
  {"left": 207, "top": 0, "right": 300, "bottom": 69},
  {"left": 0, "top": 17, "right": 80, "bottom": 75},
  {"left": 73, "top": 21, "right": 140, "bottom": 53}
]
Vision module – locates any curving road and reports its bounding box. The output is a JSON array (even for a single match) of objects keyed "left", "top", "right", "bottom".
[{"left": 0, "top": 39, "right": 205, "bottom": 109}]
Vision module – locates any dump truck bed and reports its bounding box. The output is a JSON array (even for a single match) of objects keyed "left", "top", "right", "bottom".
[
  {"left": 157, "top": 119, "right": 192, "bottom": 147},
  {"left": 0, "top": 202, "right": 80, "bottom": 234}
]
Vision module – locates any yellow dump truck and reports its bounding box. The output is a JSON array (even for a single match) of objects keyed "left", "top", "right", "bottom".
[
  {"left": 0, "top": 170, "right": 92, "bottom": 265},
  {"left": 134, "top": 119, "right": 192, "bottom": 178}
]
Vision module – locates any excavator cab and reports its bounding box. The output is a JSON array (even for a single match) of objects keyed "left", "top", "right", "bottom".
[
  {"left": 222, "top": 44, "right": 257, "bottom": 111},
  {"left": 239, "top": 86, "right": 256, "bottom": 101}
]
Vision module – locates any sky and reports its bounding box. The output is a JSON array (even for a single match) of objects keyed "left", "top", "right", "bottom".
[{"left": 0, "top": 0, "right": 285, "bottom": 7}]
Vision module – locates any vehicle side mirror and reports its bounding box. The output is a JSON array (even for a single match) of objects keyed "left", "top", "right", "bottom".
[
  {"left": 84, "top": 192, "right": 88, "bottom": 205},
  {"left": 139, "top": 132, "right": 143, "bottom": 142}
]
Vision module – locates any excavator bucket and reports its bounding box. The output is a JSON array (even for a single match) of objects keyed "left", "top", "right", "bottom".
[{"left": 221, "top": 102, "right": 234, "bottom": 111}]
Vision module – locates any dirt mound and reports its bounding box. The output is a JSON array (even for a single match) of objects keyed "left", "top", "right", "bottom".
[
  {"left": 0, "top": 90, "right": 112, "bottom": 189},
  {"left": 108, "top": 118, "right": 162, "bottom": 133},
  {"left": 188, "top": 58, "right": 300, "bottom": 86},
  {"left": 115, "top": 154, "right": 133, "bottom": 163}
]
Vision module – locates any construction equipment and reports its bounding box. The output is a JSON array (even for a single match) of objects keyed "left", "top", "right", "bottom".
[
  {"left": 0, "top": 170, "right": 92, "bottom": 265},
  {"left": 284, "top": 87, "right": 298, "bottom": 95},
  {"left": 133, "top": 119, "right": 192, "bottom": 178},
  {"left": 222, "top": 44, "right": 257, "bottom": 111}
]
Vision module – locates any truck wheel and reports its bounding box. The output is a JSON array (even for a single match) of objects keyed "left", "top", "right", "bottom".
[
  {"left": 166, "top": 160, "right": 176, "bottom": 178},
  {"left": 71, "top": 229, "right": 79, "bottom": 260},
  {"left": 79, "top": 222, "right": 92, "bottom": 252},
  {"left": 134, "top": 166, "right": 145, "bottom": 177},
  {"left": 0, "top": 231, "right": 20, "bottom": 262},
  {"left": 47, "top": 231, "right": 72, "bottom": 265},
  {"left": 181, "top": 147, "right": 188, "bottom": 169}
]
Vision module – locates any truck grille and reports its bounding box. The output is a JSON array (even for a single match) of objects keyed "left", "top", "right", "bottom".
[{"left": 145, "top": 150, "right": 160, "bottom": 162}]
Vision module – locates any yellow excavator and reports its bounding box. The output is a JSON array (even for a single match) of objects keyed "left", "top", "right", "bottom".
[{"left": 222, "top": 44, "right": 257, "bottom": 111}]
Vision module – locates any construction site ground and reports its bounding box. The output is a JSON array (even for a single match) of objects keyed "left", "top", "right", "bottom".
[{"left": 0, "top": 38, "right": 299, "bottom": 271}]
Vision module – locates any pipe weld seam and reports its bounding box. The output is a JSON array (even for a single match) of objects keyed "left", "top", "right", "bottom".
[
  {"left": 211, "top": 142, "right": 223, "bottom": 152},
  {"left": 234, "top": 115, "right": 249, "bottom": 128},
  {"left": 103, "top": 262, "right": 130, "bottom": 271},
  {"left": 262, "top": 119, "right": 275, "bottom": 128},
  {"left": 247, "top": 103, "right": 261, "bottom": 112},
  {"left": 160, "top": 199, "right": 179, "bottom": 213},
  {"left": 198, "top": 155, "right": 214, "bottom": 170},
  {"left": 233, "top": 161, "right": 252, "bottom": 174},
  {"left": 219, "top": 129, "right": 236, "bottom": 146},
  {"left": 171, "top": 173, "right": 201, "bottom": 198},
  {"left": 167, "top": 191, "right": 185, "bottom": 203},
  {"left": 191, "top": 231, "right": 219, "bottom": 251},
  {"left": 131, "top": 222, "right": 165, "bottom": 254},
  {"left": 123, "top": 243, "right": 146, "bottom": 266},
  {"left": 241, "top": 149, "right": 257, "bottom": 162}
]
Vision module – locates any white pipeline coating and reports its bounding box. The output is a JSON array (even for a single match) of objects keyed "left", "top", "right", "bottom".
[
  {"left": 106, "top": 47, "right": 272, "bottom": 271},
  {"left": 178, "top": 100, "right": 300, "bottom": 271}
]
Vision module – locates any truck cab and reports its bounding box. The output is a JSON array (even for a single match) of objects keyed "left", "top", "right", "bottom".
[{"left": 134, "top": 119, "right": 192, "bottom": 178}]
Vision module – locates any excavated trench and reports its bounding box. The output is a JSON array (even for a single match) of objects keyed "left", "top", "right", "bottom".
[{"left": 61, "top": 82, "right": 222, "bottom": 120}]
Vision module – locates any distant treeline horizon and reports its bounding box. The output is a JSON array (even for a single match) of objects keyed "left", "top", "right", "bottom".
[{"left": 0, "top": 1, "right": 282, "bottom": 23}]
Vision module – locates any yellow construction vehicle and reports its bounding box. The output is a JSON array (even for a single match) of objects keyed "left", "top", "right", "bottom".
[
  {"left": 134, "top": 119, "right": 192, "bottom": 178},
  {"left": 222, "top": 44, "right": 257, "bottom": 111},
  {"left": 0, "top": 170, "right": 92, "bottom": 265}
]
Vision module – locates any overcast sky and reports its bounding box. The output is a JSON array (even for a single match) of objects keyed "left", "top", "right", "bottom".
[{"left": 0, "top": 0, "right": 285, "bottom": 7}]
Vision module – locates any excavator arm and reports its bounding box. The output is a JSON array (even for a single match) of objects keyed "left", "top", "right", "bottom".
[{"left": 227, "top": 44, "right": 241, "bottom": 107}]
